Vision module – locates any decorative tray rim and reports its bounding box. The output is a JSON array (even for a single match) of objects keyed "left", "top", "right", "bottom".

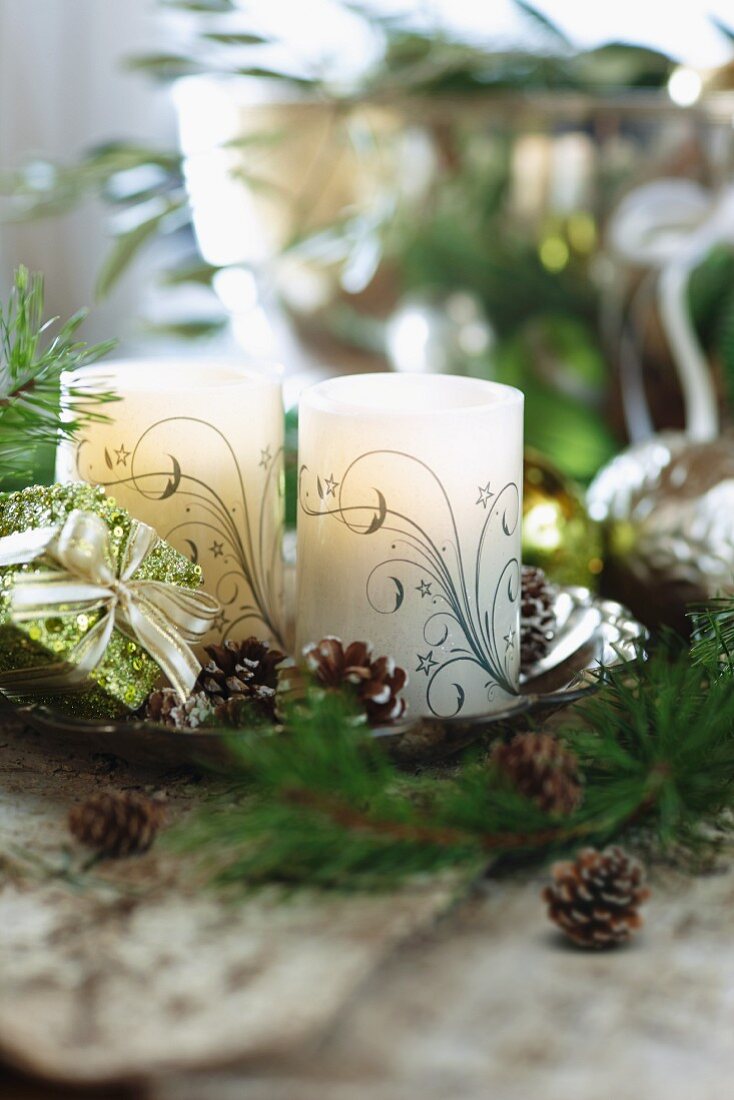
[{"left": 1, "top": 586, "right": 646, "bottom": 753}]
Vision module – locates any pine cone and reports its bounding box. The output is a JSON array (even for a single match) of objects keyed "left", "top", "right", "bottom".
[
  {"left": 542, "top": 845, "right": 650, "bottom": 949},
  {"left": 211, "top": 694, "right": 266, "bottom": 728},
  {"left": 68, "top": 791, "right": 166, "bottom": 858},
  {"left": 197, "top": 637, "right": 285, "bottom": 724},
  {"left": 491, "top": 731, "right": 582, "bottom": 816},
  {"left": 143, "top": 688, "right": 214, "bottom": 730},
  {"left": 142, "top": 638, "right": 286, "bottom": 730},
  {"left": 520, "top": 565, "right": 557, "bottom": 673},
  {"left": 303, "top": 637, "right": 407, "bottom": 725}
]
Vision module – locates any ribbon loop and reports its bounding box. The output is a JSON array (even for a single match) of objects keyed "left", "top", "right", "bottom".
[
  {"left": 0, "top": 509, "right": 220, "bottom": 702},
  {"left": 52, "top": 511, "right": 117, "bottom": 589}
]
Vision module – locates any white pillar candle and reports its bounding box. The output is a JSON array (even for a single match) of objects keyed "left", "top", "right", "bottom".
[
  {"left": 56, "top": 359, "right": 286, "bottom": 649},
  {"left": 296, "top": 373, "right": 524, "bottom": 719}
]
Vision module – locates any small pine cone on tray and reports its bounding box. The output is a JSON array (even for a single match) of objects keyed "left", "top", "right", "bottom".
[
  {"left": 491, "top": 731, "right": 582, "bottom": 816},
  {"left": 520, "top": 564, "right": 558, "bottom": 673},
  {"left": 143, "top": 688, "right": 214, "bottom": 730},
  {"left": 542, "top": 845, "right": 650, "bottom": 949},
  {"left": 141, "top": 637, "right": 286, "bottom": 730},
  {"left": 303, "top": 637, "right": 408, "bottom": 725},
  {"left": 68, "top": 791, "right": 166, "bottom": 858},
  {"left": 198, "top": 637, "right": 285, "bottom": 724}
]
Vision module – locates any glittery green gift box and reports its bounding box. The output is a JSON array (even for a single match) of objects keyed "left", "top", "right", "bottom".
[{"left": 0, "top": 483, "right": 203, "bottom": 718}]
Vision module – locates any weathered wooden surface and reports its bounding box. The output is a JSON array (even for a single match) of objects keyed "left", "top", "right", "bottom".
[
  {"left": 3, "top": 717, "right": 734, "bottom": 1099},
  {"left": 0, "top": 720, "right": 460, "bottom": 1088},
  {"left": 153, "top": 863, "right": 734, "bottom": 1100}
]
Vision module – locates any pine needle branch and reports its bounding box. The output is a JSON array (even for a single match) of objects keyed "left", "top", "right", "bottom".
[
  {"left": 0, "top": 266, "right": 116, "bottom": 482},
  {"left": 688, "top": 596, "right": 734, "bottom": 675},
  {"left": 169, "top": 640, "right": 734, "bottom": 893}
]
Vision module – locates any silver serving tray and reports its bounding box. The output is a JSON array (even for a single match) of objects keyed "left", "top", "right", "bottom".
[
  {"left": 0, "top": 587, "right": 645, "bottom": 767},
  {"left": 373, "top": 586, "right": 645, "bottom": 759}
]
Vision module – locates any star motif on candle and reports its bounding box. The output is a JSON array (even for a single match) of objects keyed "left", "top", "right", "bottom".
[
  {"left": 476, "top": 481, "right": 494, "bottom": 509},
  {"left": 115, "top": 444, "right": 131, "bottom": 466},
  {"left": 323, "top": 473, "right": 339, "bottom": 498},
  {"left": 416, "top": 650, "right": 438, "bottom": 677},
  {"left": 209, "top": 540, "right": 224, "bottom": 559},
  {"left": 416, "top": 579, "right": 432, "bottom": 599},
  {"left": 503, "top": 626, "right": 516, "bottom": 653},
  {"left": 259, "top": 446, "right": 272, "bottom": 469}
]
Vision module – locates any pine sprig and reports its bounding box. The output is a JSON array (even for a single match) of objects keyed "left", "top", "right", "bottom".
[
  {"left": 170, "top": 641, "right": 734, "bottom": 892},
  {"left": 689, "top": 597, "right": 734, "bottom": 675},
  {"left": 172, "top": 692, "right": 483, "bottom": 890},
  {"left": 0, "top": 266, "right": 115, "bottom": 482},
  {"left": 565, "top": 644, "right": 734, "bottom": 849}
]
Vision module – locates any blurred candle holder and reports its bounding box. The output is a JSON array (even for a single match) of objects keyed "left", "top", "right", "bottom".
[
  {"left": 297, "top": 373, "right": 524, "bottom": 719},
  {"left": 56, "top": 359, "right": 285, "bottom": 649}
]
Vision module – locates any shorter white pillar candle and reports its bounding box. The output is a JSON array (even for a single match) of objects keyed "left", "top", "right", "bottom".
[
  {"left": 297, "top": 373, "right": 524, "bottom": 719},
  {"left": 56, "top": 359, "right": 285, "bottom": 649}
]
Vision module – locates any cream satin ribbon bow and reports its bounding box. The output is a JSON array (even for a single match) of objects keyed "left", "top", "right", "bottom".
[{"left": 0, "top": 509, "right": 220, "bottom": 701}]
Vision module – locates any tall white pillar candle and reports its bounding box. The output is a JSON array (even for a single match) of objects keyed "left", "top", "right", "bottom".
[
  {"left": 296, "top": 373, "right": 524, "bottom": 719},
  {"left": 56, "top": 359, "right": 285, "bottom": 648}
]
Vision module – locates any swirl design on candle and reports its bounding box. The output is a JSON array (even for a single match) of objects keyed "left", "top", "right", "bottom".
[
  {"left": 299, "top": 450, "right": 519, "bottom": 717},
  {"left": 72, "top": 418, "right": 285, "bottom": 647}
]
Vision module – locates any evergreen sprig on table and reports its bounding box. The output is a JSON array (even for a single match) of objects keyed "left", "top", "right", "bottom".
[
  {"left": 171, "top": 641, "right": 734, "bottom": 891},
  {"left": 0, "top": 266, "right": 115, "bottom": 483},
  {"left": 689, "top": 596, "right": 734, "bottom": 675}
]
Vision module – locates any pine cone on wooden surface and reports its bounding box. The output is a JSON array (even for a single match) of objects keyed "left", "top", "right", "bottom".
[
  {"left": 198, "top": 637, "right": 285, "bottom": 724},
  {"left": 520, "top": 565, "right": 558, "bottom": 673},
  {"left": 303, "top": 637, "right": 407, "bottom": 725},
  {"left": 543, "top": 845, "right": 650, "bottom": 949},
  {"left": 491, "top": 731, "right": 582, "bottom": 816},
  {"left": 68, "top": 791, "right": 166, "bottom": 858}
]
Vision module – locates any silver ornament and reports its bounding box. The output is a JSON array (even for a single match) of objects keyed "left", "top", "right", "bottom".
[{"left": 587, "top": 432, "right": 734, "bottom": 622}]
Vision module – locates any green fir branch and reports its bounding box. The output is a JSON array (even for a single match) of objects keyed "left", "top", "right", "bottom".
[
  {"left": 711, "top": 16, "right": 734, "bottom": 45},
  {"left": 512, "top": 0, "right": 572, "bottom": 49},
  {"left": 689, "top": 596, "right": 734, "bottom": 675},
  {"left": 564, "top": 642, "right": 734, "bottom": 849},
  {"left": 0, "top": 266, "right": 116, "bottom": 484},
  {"left": 170, "top": 642, "right": 734, "bottom": 892}
]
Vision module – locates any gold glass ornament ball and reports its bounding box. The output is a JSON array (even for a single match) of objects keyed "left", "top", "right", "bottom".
[{"left": 522, "top": 449, "right": 604, "bottom": 588}]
